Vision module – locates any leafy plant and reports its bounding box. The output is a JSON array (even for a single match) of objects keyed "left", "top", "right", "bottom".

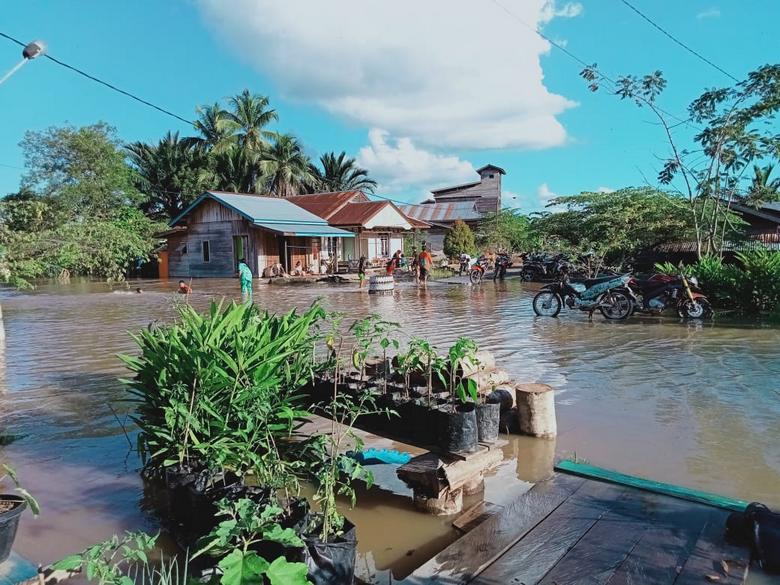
[
  {"left": 443, "top": 220, "right": 477, "bottom": 259},
  {"left": 349, "top": 315, "right": 399, "bottom": 391},
  {"left": 401, "top": 338, "right": 446, "bottom": 406},
  {"left": 53, "top": 532, "right": 158, "bottom": 585},
  {"left": 218, "top": 550, "right": 310, "bottom": 585},
  {"left": 446, "top": 338, "right": 480, "bottom": 406},
  {"left": 194, "top": 498, "right": 303, "bottom": 559},
  {"left": 1, "top": 464, "right": 39, "bottom": 515}
]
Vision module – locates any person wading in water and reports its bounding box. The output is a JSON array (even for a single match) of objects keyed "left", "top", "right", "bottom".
[
  {"left": 237, "top": 258, "right": 253, "bottom": 300},
  {"left": 417, "top": 245, "right": 433, "bottom": 289}
]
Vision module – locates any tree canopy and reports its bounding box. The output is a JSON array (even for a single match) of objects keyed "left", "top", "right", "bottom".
[{"left": 443, "top": 220, "right": 477, "bottom": 258}]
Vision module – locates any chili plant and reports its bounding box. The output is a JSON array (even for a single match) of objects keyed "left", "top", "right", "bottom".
[
  {"left": 447, "top": 337, "right": 480, "bottom": 406},
  {"left": 349, "top": 315, "right": 400, "bottom": 393}
]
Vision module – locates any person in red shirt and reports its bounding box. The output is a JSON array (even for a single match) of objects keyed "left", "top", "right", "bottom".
[
  {"left": 417, "top": 245, "right": 433, "bottom": 288},
  {"left": 177, "top": 280, "right": 192, "bottom": 294}
]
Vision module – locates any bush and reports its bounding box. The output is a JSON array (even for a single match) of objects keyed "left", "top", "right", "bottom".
[
  {"left": 655, "top": 250, "right": 780, "bottom": 314},
  {"left": 443, "top": 220, "right": 476, "bottom": 259}
]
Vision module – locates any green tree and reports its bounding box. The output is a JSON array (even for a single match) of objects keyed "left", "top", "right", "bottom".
[
  {"left": 186, "top": 103, "right": 234, "bottom": 153},
  {"left": 312, "top": 151, "right": 377, "bottom": 193},
  {"left": 476, "top": 209, "right": 536, "bottom": 252},
  {"left": 126, "top": 131, "right": 212, "bottom": 220},
  {"left": 443, "top": 220, "right": 476, "bottom": 259},
  {"left": 19, "top": 123, "right": 141, "bottom": 219},
  {"left": 746, "top": 163, "right": 780, "bottom": 205},
  {"left": 581, "top": 64, "right": 780, "bottom": 257},
  {"left": 225, "top": 90, "right": 278, "bottom": 152},
  {"left": 260, "top": 134, "right": 315, "bottom": 198}
]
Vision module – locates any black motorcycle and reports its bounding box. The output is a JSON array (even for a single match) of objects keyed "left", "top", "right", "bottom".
[
  {"left": 532, "top": 273, "right": 634, "bottom": 320},
  {"left": 493, "top": 253, "right": 512, "bottom": 280},
  {"left": 628, "top": 273, "right": 713, "bottom": 319},
  {"left": 521, "top": 253, "right": 570, "bottom": 282}
]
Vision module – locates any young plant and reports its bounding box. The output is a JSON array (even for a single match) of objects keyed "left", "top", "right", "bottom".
[
  {"left": 349, "top": 315, "right": 400, "bottom": 391},
  {"left": 0, "top": 463, "right": 39, "bottom": 515},
  {"left": 53, "top": 532, "right": 158, "bottom": 585},
  {"left": 194, "top": 498, "right": 304, "bottom": 559},
  {"left": 447, "top": 338, "right": 480, "bottom": 407},
  {"left": 404, "top": 338, "right": 446, "bottom": 407}
]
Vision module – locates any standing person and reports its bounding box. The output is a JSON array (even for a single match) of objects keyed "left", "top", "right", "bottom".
[
  {"left": 237, "top": 257, "right": 253, "bottom": 300},
  {"left": 417, "top": 245, "right": 433, "bottom": 288},
  {"left": 459, "top": 252, "right": 472, "bottom": 276},
  {"left": 357, "top": 255, "right": 367, "bottom": 289}
]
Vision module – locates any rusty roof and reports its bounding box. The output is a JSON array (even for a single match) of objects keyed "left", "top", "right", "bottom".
[
  {"left": 400, "top": 200, "right": 484, "bottom": 223},
  {"left": 286, "top": 191, "right": 368, "bottom": 219},
  {"left": 328, "top": 201, "right": 391, "bottom": 226}
]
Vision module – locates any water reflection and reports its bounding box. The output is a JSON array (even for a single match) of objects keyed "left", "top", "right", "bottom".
[{"left": 1, "top": 278, "right": 779, "bottom": 579}]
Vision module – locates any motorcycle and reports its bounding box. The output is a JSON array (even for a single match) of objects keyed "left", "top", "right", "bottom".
[
  {"left": 520, "top": 253, "right": 571, "bottom": 282},
  {"left": 469, "top": 256, "right": 490, "bottom": 284},
  {"left": 532, "top": 273, "right": 634, "bottom": 320},
  {"left": 628, "top": 273, "right": 712, "bottom": 319},
  {"left": 493, "top": 253, "right": 513, "bottom": 280}
]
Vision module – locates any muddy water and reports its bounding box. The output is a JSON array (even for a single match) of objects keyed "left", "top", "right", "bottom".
[{"left": 1, "top": 278, "right": 779, "bottom": 582}]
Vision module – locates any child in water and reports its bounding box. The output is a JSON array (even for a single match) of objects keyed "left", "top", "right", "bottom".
[{"left": 178, "top": 280, "right": 192, "bottom": 294}]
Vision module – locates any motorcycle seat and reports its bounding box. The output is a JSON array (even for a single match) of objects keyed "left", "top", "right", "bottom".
[{"left": 576, "top": 275, "right": 618, "bottom": 287}]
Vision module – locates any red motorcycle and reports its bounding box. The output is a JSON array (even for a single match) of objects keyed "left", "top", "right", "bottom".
[
  {"left": 469, "top": 256, "right": 490, "bottom": 284},
  {"left": 628, "top": 273, "right": 712, "bottom": 319}
]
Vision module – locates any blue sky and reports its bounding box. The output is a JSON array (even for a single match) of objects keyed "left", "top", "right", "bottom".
[{"left": 0, "top": 1, "right": 776, "bottom": 212}]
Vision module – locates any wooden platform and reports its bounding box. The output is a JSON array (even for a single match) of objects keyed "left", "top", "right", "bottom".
[{"left": 400, "top": 472, "right": 751, "bottom": 585}]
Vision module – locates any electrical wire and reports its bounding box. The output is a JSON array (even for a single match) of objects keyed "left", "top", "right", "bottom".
[
  {"left": 618, "top": 0, "right": 739, "bottom": 83},
  {"left": 0, "top": 31, "right": 194, "bottom": 125}
]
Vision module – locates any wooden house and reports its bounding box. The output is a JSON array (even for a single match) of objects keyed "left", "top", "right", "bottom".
[
  {"left": 287, "top": 191, "right": 429, "bottom": 264},
  {"left": 163, "top": 191, "right": 354, "bottom": 278},
  {"left": 400, "top": 164, "right": 505, "bottom": 251}
]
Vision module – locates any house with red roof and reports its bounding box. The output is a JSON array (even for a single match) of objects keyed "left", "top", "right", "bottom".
[{"left": 287, "top": 191, "right": 428, "bottom": 265}]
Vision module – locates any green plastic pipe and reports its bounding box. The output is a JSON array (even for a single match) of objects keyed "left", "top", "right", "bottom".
[{"left": 555, "top": 460, "right": 750, "bottom": 512}]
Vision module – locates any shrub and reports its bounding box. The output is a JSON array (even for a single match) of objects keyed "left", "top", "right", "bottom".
[{"left": 443, "top": 220, "right": 476, "bottom": 259}]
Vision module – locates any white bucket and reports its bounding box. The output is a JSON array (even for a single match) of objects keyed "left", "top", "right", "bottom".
[{"left": 368, "top": 275, "right": 395, "bottom": 295}]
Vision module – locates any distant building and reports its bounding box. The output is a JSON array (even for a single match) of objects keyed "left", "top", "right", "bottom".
[
  {"left": 288, "top": 191, "right": 429, "bottom": 264},
  {"left": 161, "top": 191, "right": 354, "bottom": 278},
  {"left": 400, "top": 164, "right": 505, "bottom": 251}
]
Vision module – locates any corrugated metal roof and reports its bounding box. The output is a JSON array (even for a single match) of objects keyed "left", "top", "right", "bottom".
[
  {"left": 328, "top": 201, "right": 389, "bottom": 226},
  {"left": 169, "top": 192, "right": 352, "bottom": 237},
  {"left": 655, "top": 237, "right": 780, "bottom": 252},
  {"left": 255, "top": 222, "right": 355, "bottom": 237},
  {"left": 400, "top": 201, "right": 484, "bottom": 223},
  {"left": 286, "top": 191, "right": 367, "bottom": 219}
]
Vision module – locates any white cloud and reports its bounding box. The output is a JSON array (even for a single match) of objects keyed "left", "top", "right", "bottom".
[
  {"left": 696, "top": 7, "right": 720, "bottom": 19},
  {"left": 596, "top": 186, "right": 615, "bottom": 193},
  {"left": 356, "top": 129, "right": 475, "bottom": 194},
  {"left": 537, "top": 182, "right": 558, "bottom": 203},
  {"left": 196, "top": 0, "right": 579, "bottom": 150}
]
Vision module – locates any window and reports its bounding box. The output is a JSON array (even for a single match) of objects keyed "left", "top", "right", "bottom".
[
  {"left": 379, "top": 234, "right": 390, "bottom": 257},
  {"left": 488, "top": 173, "right": 495, "bottom": 179},
  {"left": 202, "top": 240, "right": 210, "bottom": 262},
  {"left": 182, "top": 244, "right": 188, "bottom": 255}
]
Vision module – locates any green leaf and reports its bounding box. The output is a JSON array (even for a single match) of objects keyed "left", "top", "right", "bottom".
[
  {"left": 218, "top": 549, "right": 269, "bottom": 585},
  {"left": 265, "top": 557, "right": 311, "bottom": 585},
  {"left": 263, "top": 525, "right": 304, "bottom": 548},
  {"left": 52, "top": 555, "right": 83, "bottom": 571}
]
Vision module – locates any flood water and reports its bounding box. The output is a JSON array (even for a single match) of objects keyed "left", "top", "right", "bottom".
[{"left": 1, "top": 277, "right": 779, "bottom": 582}]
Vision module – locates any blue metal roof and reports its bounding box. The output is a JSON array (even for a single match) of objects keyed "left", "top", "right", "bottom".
[{"left": 170, "top": 191, "right": 354, "bottom": 237}]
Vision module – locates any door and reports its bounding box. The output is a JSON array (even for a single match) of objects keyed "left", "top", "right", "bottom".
[{"left": 233, "top": 235, "right": 249, "bottom": 272}]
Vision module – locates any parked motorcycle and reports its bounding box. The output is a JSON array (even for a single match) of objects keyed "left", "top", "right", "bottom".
[
  {"left": 628, "top": 273, "right": 713, "bottom": 319},
  {"left": 532, "top": 273, "right": 634, "bottom": 320},
  {"left": 469, "top": 256, "right": 490, "bottom": 284},
  {"left": 520, "top": 253, "right": 571, "bottom": 282},
  {"left": 493, "top": 253, "right": 512, "bottom": 281}
]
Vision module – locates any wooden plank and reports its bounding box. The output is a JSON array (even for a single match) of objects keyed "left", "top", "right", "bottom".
[
  {"left": 472, "top": 479, "right": 629, "bottom": 585},
  {"left": 606, "top": 495, "right": 715, "bottom": 585},
  {"left": 453, "top": 501, "right": 503, "bottom": 533},
  {"left": 535, "top": 486, "right": 659, "bottom": 585},
  {"left": 674, "top": 509, "right": 749, "bottom": 585},
  {"left": 556, "top": 461, "right": 749, "bottom": 512},
  {"left": 398, "top": 473, "right": 586, "bottom": 584}
]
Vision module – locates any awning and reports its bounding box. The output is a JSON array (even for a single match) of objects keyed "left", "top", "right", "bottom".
[{"left": 254, "top": 222, "right": 355, "bottom": 237}]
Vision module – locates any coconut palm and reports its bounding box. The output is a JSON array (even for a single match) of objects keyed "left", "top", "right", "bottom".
[
  {"left": 259, "top": 134, "right": 315, "bottom": 198},
  {"left": 126, "top": 132, "right": 211, "bottom": 219},
  {"left": 225, "top": 90, "right": 278, "bottom": 153},
  {"left": 312, "top": 151, "right": 377, "bottom": 193},
  {"left": 185, "top": 103, "right": 233, "bottom": 153},
  {"left": 746, "top": 163, "right": 780, "bottom": 205}
]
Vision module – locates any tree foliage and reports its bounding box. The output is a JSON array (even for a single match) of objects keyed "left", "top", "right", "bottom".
[
  {"left": 312, "top": 151, "right": 377, "bottom": 193},
  {"left": 443, "top": 220, "right": 476, "bottom": 258},
  {"left": 475, "top": 209, "right": 536, "bottom": 252},
  {"left": 581, "top": 63, "right": 780, "bottom": 257}
]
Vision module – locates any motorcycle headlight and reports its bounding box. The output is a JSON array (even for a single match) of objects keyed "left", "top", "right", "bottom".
[{"left": 689, "top": 276, "right": 699, "bottom": 287}]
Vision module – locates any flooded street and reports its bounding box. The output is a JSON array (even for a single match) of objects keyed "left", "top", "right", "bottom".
[{"left": 2, "top": 277, "right": 779, "bottom": 582}]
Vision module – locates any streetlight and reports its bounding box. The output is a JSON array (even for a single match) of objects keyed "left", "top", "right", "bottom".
[{"left": 0, "top": 39, "right": 46, "bottom": 86}]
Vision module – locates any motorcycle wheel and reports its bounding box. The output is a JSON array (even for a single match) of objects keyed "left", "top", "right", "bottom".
[
  {"left": 520, "top": 269, "right": 536, "bottom": 282},
  {"left": 469, "top": 270, "right": 483, "bottom": 285},
  {"left": 532, "top": 291, "right": 562, "bottom": 317},
  {"left": 599, "top": 291, "right": 633, "bottom": 320},
  {"left": 677, "top": 298, "right": 712, "bottom": 319}
]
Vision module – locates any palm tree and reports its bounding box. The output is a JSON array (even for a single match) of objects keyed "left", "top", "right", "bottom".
[
  {"left": 746, "top": 163, "right": 780, "bottom": 205},
  {"left": 184, "top": 103, "right": 233, "bottom": 153},
  {"left": 211, "top": 145, "right": 259, "bottom": 194},
  {"left": 312, "top": 151, "right": 377, "bottom": 193},
  {"left": 259, "top": 134, "right": 315, "bottom": 198},
  {"left": 225, "top": 90, "right": 278, "bottom": 153},
  {"left": 126, "top": 132, "right": 211, "bottom": 219}
]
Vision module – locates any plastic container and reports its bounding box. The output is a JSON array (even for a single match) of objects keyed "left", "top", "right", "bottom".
[
  {"left": 437, "top": 404, "right": 478, "bottom": 454},
  {"left": 368, "top": 275, "right": 394, "bottom": 295},
  {"left": 303, "top": 519, "right": 358, "bottom": 585},
  {"left": 0, "top": 496, "right": 27, "bottom": 564},
  {"left": 476, "top": 402, "right": 501, "bottom": 443}
]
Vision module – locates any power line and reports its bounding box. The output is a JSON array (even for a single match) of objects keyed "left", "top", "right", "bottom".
[
  {"left": 487, "top": 0, "right": 697, "bottom": 129},
  {"left": 618, "top": 0, "right": 739, "bottom": 83},
  {"left": 0, "top": 31, "right": 194, "bottom": 126}
]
